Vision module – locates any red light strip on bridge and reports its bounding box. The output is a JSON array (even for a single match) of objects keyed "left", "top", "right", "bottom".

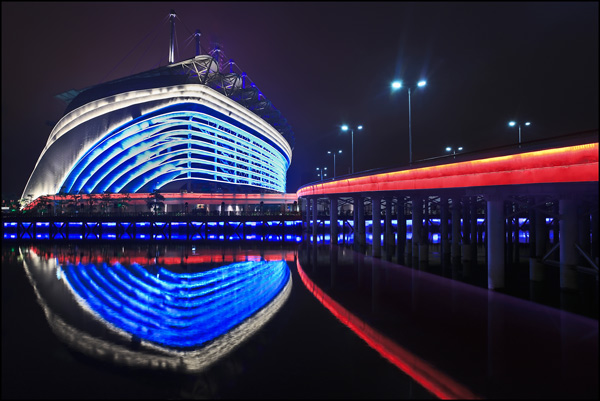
[
  {"left": 296, "top": 259, "right": 480, "bottom": 400},
  {"left": 297, "top": 143, "right": 598, "bottom": 197}
]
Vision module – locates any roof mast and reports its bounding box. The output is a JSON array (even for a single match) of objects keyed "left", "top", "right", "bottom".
[
  {"left": 169, "top": 9, "right": 176, "bottom": 64},
  {"left": 194, "top": 30, "right": 201, "bottom": 56}
]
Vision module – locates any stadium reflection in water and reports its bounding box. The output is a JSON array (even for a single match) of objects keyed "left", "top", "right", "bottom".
[{"left": 20, "top": 244, "right": 292, "bottom": 373}]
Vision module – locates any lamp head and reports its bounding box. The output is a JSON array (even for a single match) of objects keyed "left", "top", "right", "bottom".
[
  {"left": 391, "top": 81, "right": 402, "bottom": 90},
  {"left": 341, "top": 125, "right": 349, "bottom": 131},
  {"left": 357, "top": 125, "right": 363, "bottom": 130},
  {"left": 445, "top": 147, "right": 452, "bottom": 152},
  {"left": 508, "top": 121, "right": 516, "bottom": 127},
  {"left": 417, "top": 80, "right": 427, "bottom": 87},
  {"left": 525, "top": 122, "right": 531, "bottom": 126}
]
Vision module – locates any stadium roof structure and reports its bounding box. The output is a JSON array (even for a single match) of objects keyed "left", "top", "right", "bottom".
[{"left": 56, "top": 51, "right": 295, "bottom": 150}]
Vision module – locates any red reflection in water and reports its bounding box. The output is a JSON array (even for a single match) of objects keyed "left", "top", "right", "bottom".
[
  {"left": 28, "top": 246, "right": 296, "bottom": 266},
  {"left": 296, "top": 259, "right": 480, "bottom": 400}
]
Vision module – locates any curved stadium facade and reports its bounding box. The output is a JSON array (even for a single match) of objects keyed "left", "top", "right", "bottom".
[{"left": 22, "top": 54, "right": 294, "bottom": 205}]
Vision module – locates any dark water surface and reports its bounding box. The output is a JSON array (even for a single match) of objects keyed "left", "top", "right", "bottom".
[{"left": 2, "top": 239, "right": 598, "bottom": 399}]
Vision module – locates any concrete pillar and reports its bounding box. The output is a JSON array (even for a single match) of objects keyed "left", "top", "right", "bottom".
[
  {"left": 592, "top": 206, "right": 599, "bottom": 262},
  {"left": 385, "top": 197, "right": 393, "bottom": 249},
  {"left": 513, "top": 205, "right": 520, "bottom": 264},
  {"left": 396, "top": 196, "right": 406, "bottom": 265},
  {"left": 419, "top": 196, "right": 429, "bottom": 267},
  {"left": 411, "top": 196, "right": 422, "bottom": 262},
  {"left": 528, "top": 197, "right": 536, "bottom": 259},
  {"left": 305, "top": 198, "right": 310, "bottom": 231},
  {"left": 451, "top": 197, "right": 461, "bottom": 263},
  {"left": 440, "top": 196, "right": 450, "bottom": 263},
  {"left": 330, "top": 197, "right": 338, "bottom": 245},
  {"left": 353, "top": 196, "right": 359, "bottom": 240},
  {"left": 552, "top": 201, "right": 560, "bottom": 246},
  {"left": 312, "top": 197, "right": 318, "bottom": 243},
  {"left": 470, "top": 196, "right": 478, "bottom": 260},
  {"left": 530, "top": 196, "right": 546, "bottom": 281},
  {"left": 505, "top": 201, "right": 513, "bottom": 266},
  {"left": 356, "top": 197, "right": 365, "bottom": 248},
  {"left": 578, "top": 201, "right": 591, "bottom": 267},
  {"left": 462, "top": 196, "right": 471, "bottom": 263},
  {"left": 372, "top": 195, "right": 382, "bottom": 258},
  {"left": 487, "top": 195, "right": 505, "bottom": 289},
  {"left": 559, "top": 197, "right": 578, "bottom": 290}
]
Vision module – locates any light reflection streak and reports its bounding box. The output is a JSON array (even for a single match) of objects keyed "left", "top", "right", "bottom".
[{"left": 295, "top": 257, "right": 479, "bottom": 400}]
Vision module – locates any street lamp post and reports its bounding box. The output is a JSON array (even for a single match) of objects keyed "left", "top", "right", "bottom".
[
  {"left": 391, "top": 79, "right": 427, "bottom": 165},
  {"left": 316, "top": 167, "right": 328, "bottom": 181},
  {"left": 327, "top": 150, "right": 342, "bottom": 178},
  {"left": 445, "top": 146, "right": 463, "bottom": 159},
  {"left": 508, "top": 121, "right": 531, "bottom": 147},
  {"left": 341, "top": 124, "right": 363, "bottom": 174}
]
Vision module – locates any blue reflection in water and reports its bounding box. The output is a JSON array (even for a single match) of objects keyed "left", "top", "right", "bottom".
[{"left": 62, "top": 260, "right": 290, "bottom": 349}]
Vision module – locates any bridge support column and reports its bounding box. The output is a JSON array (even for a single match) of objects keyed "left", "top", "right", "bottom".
[
  {"left": 470, "top": 196, "right": 478, "bottom": 261},
  {"left": 462, "top": 196, "right": 471, "bottom": 264},
  {"left": 312, "top": 197, "right": 318, "bottom": 243},
  {"left": 487, "top": 195, "right": 505, "bottom": 290},
  {"left": 372, "top": 195, "right": 382, "bottom": 258},
  {"left": 412, "top": 196, "right": 422, "bottom": 266},
  {"left": 506, "top": 201, "right": 513, "bottom": 266},
  {"left": 353, "top": 196, "right": 358, "bottom": 239},
  {"left": 419, "top": 196, "right": 429, "bottom": 268},
  {"left": 451, "top": 197, "right": 461, "bottom": 264},
  {"left": 530, "top": 196, "right": 546, "bottom": 282},
  {"left": 559, "top": 197, "right": 578, "bottom": 290},
  {"left": 330, "top": 197, "right": 338, "bottom": 245},
  {"left": 356, "top": 196, "right": 365, "bottom": 249},
  {"left": 592, "top": 206, "right": 599, "bottom": 263},
  {"left": 396, "top": 196, "right": 406, "bottom": 265},
  {"left": 440, "top": 196, "right": 450, "bottom": 264},
  {"left": 305, "top": 198, "right": 310, "bottom": 231},
  {"left": 385, "top": 197, "right": 393, "bottom": 250},
  {"left": 578, "top": 200, "right": 591, "bottom": 267}
]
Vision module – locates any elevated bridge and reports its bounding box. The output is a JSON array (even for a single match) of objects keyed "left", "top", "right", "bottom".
[{"left": 297, "top": 131, "right": 598, "bottom": 291}]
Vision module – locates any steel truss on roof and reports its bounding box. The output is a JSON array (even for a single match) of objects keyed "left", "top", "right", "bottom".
[{"left": 58, "top": 54, "right": 295, "bottom": 150}]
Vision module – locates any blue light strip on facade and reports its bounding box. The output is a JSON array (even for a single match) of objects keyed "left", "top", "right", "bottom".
[
  {"left": 61, "top": 104, "right": 290, "bottom": 195},
  {"left": 61, "top": 259, "right": 290, "bottom": 348}
]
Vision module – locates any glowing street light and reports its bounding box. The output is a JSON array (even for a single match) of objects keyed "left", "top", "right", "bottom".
[
  {"left": 341, "top": 124, "right": 363, "bottom": 174},
  {"left": 327, "top": 150, "right": 342, "bottom": 178},
  {"left": 508, "top": 120, "right": 531, "bottom": 146},
  {"left": 316, "top": 166, "right": 328, "bottom": 181},
  {"left": 445, "top": 146, "right": 463, "bottom": 158},
  {"left": 391, "top": 79, "right": 427, "bottom": 164}
]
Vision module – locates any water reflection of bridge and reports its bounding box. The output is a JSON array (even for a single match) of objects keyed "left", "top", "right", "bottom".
[{"left": 298, "top": 133, "right": 599, "bottom": 292}]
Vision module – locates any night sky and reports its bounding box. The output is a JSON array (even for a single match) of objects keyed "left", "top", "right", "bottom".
[{"left": 2, "top": 2, "right": 598, "bottom": 198}]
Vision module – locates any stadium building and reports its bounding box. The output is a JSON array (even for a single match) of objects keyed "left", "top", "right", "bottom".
[{"left": 21, "top": 11, "right": 295, "bottom": 213}]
